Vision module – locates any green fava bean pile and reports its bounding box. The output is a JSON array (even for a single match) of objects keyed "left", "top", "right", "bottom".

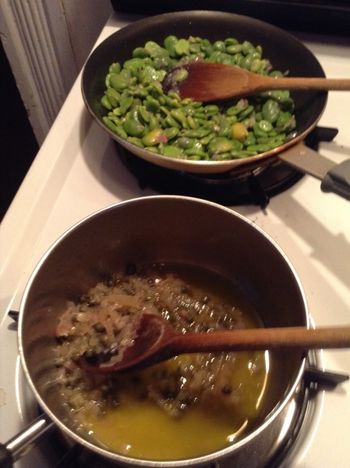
[{"left": 101, "top": 36, "right": 296, "bottom": 161}]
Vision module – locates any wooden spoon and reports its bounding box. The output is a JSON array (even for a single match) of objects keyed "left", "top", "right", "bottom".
[
  {"left": 80, "top": 313, "right": 350, "bottom": 374},
  {"left": 163, "top": 62, "right": 350, "bottom": 102}
]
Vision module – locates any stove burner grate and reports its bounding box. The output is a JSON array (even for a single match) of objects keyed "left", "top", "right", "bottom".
[{"left": 117, "top": 126, "right": 338, "bottom": 208}]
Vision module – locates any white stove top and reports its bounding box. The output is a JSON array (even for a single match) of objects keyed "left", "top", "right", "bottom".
[{"left": 0, "top": 12, "right": 349, "bottom": 467}]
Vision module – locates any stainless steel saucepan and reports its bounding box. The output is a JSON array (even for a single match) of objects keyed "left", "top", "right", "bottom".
[{"left": 1, "top": 196, "right": 309, "bottom": 467}]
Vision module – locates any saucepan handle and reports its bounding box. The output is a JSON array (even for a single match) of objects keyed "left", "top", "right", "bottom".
[
  {"left": 0, "top": 446, "right": 12, "bottom": 468},
  {"left": 278, "top": 143, "right": 350, "bottom": 200},
  {"left": 0, "top": 414, "right": 54, "bottom": 467}
]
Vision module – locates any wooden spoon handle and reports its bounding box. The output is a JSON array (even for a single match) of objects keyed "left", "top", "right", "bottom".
[
  {"left": 262, "top": 76, "right": 350, "bottom": 92},
  {"left": 172, "top": 326, "right": 350, "bottom": 353}
]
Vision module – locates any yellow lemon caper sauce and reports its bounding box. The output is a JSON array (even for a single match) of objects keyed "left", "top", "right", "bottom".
[{"left": 55, "top": 264, "right": 269, "bottom": 460}]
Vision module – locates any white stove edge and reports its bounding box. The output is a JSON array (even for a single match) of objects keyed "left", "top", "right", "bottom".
[{"left": 0, "top": 12, "right": 349, "bottom": 467}]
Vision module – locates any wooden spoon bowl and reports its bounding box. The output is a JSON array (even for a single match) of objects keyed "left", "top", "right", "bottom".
[
  {"left": 163, "top": 61, "right": 350, "bottom": 102},
  {"left": 81, "top": 313, "right": 350, "bottom": 374}
]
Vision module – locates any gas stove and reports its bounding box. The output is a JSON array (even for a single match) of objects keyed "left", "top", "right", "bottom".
[{"left": 0, "top": 12, "right": 349, "bottom": 468}]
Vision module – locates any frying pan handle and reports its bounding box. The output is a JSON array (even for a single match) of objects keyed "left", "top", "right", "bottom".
[
  {"left": 321, "top": 160, "right": 350, "bottom": 200},
  {"left": 0, "top": 414, "right": 54, "bottom": 467},
  {"left": 278, "top": 143, "right": 350, "bottom": 200}
]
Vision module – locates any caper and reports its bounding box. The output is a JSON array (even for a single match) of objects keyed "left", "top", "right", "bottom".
[{"left": 93, "top": 322, "right": 106, "bottom": 333}]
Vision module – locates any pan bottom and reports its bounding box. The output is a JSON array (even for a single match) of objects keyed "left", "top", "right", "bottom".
[
  {"left": 117, "top": 143, "right": 304, "bottom": 209},
  {"left": 115, "top": 125, "right": 338, "bottom": 209}
]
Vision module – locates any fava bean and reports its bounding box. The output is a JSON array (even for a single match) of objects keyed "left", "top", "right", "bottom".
[
  {"left": 208, "top": 137, "right": 233, "bottom": 154},
  {"left": 144, "top": 41, "right": 164, "bottom": 57},
  {"left": 165, "top": 115, "right": 181, "bottom": 128},
  {"left": 163, "top": 127, "right": 179, "bottom": 140},
  {"left": 132, "top": 47, "right": 149, "bottom": 58},
  {"left": 200, "top": 38, "right": 213, "bottom": 56},
  {"left": 182, "top": 128, "right": 211, "bottom": 138},
  {"left": 119, "top": 95, "right": 133, "bottom": 115},
  {"left": 145, "top": 146, "right": 159, "bottom": 153},
  {"left": 213, "top": 40, "right": 225, "bottom": 52},
  {"left": 237, "top": 105, "right": 254, "bottom": 120},
  {"left": 105, "top": 88, "right": 120, "bottom": 107},
  {"left": 175, "top": 38, "right": 190, "bottom": 56},
  {"left": 276, "top": 111, "right": 296, "bottom": 132},
  {"left": 149, "top": 114, "right": 159, "bottom": 130},
  {"left": 250, "top": 58, "right": 263, "bottom": 73},
  {"left": 145, "top": 96, "right": 160, "bottom": 113},
  {"left": 187, "top": 115, "right": 197, "bottom": 129},
  {"left": 258, "top": 120, "right": 273, "bottom": 133},
  {"left": 171, "top": 109, "right": 188, "bottom": 128},
  {"left": 138, "top": 106, "right": 151, "bottom": 124},
  {"left": 110, "top": 74, "right": 129, "bottom": 92},
  {"left": 161, "top": 145, "right": 185, "bottom": 157},
  {"left": 164, "top": 35, "right": 178, "bottom": 57},
  {"left": 185, "top": 148, "right": 208, "bottom": 159},
  {"left": 241, "top": 40, "right": 255, "bottom": 55},
  {"left": 127, "top": 136, "right": 144, "bottom": 147},
  {"left": 226, "top": 44, "right": 242, "bottom": 54},
  {"left": 245, "top": 132, "right": 257, "bottom": 146},
  {"left": 101, "top": 35, "right": 296, "bottom": 161},
  {"left": 241, "top": 54, "right": 254, "bottom": 69},
  {"left": 101, "top": 95, "right": 112, "bottom": 110},
  {"left": 212, "top": 152, "right": 233, "bottom": 161},
  {"left": 123, "top": 111, "right": 145, "bottom": 137},
  {"left": 103, "top": 116, "right": 117, "bottom": 131},
  {"left": 142, "top": 128, "right": 167, "bottom": 146},
  {"left": 109, "top": 62, "right": 121, "bottom": 74},
  {"left": 177, "top": 137, "right": 194, "bottom": 149},
  {"left": 262, "top": 99, "right": 281, "bottom": 123},
  {"left": 253, "top": 122, "right": 269, "bottom": 138},
  {"left": 224, "top": 38, "right": 239, "bottom": 46}
]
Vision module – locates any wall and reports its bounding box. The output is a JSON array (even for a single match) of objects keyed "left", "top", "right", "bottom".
[
  {"left": 0, "top": 0, "right": 113, "bottom": 217},
  {"left": 60, "top": 0, "right": 113, "bottom": 71},
  {"left": 0, "top": 0, "right": 113, "bottom": 144}
]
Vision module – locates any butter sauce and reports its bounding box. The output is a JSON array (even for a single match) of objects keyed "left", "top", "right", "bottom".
[
  {"left": 56, "top": 264, "right": 269, "bottom": 460},
  {"left": 84, "top": 351, "right": 268, "bottom": 460}
]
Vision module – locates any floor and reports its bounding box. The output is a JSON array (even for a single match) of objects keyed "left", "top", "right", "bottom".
[{"left": 0, "top": 41, "right": 39, "bottom": 221}]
